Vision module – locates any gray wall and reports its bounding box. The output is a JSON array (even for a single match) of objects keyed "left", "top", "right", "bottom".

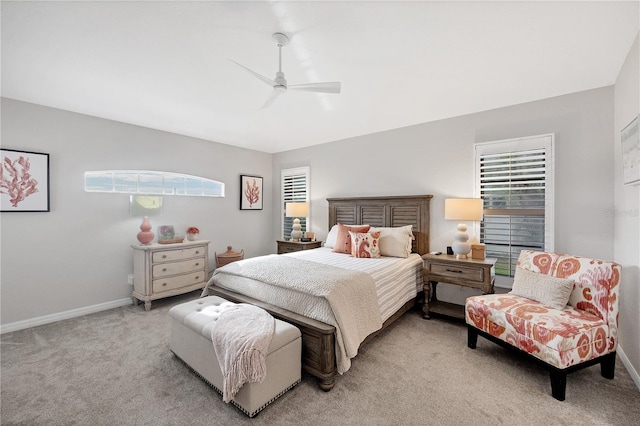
[
  {"left": 272, "top": 87, "right": 615, "bottom": 263},
  {"left": 614, "top": 34, "right": 640, "bottom": 388},
  {"left": 1, "top": 98, "right": 273, "bottom": 326}
]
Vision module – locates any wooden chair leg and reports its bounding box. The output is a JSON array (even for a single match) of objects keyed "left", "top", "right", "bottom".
[
  {"left": 467, "top": 326, "right": 478, "bottom": 349},
  {"left": 549, "top": 369, "right": 567, "bottom": 401},
  {"left": 600, "top": 352, "right": 616, "bottom": 379}
]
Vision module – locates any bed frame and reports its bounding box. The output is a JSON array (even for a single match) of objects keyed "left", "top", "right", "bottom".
[{"left": 208, "top": 195, "right": 432, "bottom": 391}]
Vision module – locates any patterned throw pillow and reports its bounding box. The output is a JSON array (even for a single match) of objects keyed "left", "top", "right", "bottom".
[
  {"left": 510, "top": 266, "right": 574, "bottom": 310},
  {"left": 349, "top": 231, "right": 381, "bottom": 258},
  {"left": 333, "top": 224, "right": 371, "bottom": 254}
]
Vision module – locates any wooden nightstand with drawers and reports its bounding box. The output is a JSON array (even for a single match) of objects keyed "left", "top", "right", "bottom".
[
  {"left": 277, "top": 240, "right": 322, "bottom": 254},
  {"left": 132, "top": 240, "right": 210, "bottom": 311},
  {"left": 422, "top": 253, "right": 496, "bottom": 320}
]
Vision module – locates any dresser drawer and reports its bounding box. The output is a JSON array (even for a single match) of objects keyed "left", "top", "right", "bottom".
[
  {"left": 152, "top": 271, "right": 205, "bottom": 293},
  {"left": 430, "top": 263, "right": 484, "bottom": 282},
  {"left": 152, "top": 258, "right": 206, "bottom": 278},
  {"left": 152, "top": 247, "right": 205, "bottom": 263},
  {"left": 278, "top": 243, "right": 299, "bottom": 254}
]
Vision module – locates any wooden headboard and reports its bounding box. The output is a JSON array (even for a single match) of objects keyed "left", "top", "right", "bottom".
[{"left": 327, "top": 195, "right": 433, "bottom": 255}]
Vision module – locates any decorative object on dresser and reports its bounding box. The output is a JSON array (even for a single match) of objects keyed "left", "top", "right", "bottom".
[
  {"left": 186, "top": 226, "right": 200, "bottom": 241},
  {"left": 240, "top": 175, "right": 263, "bottom": 210},
  {"left": 422, "top": 253, "right": 496, "bottom": 320},
  {"left": 137, "top": 215, "right": 155, "bottom": 245},
  {"left": 444, "top": 198, "right": 483, "bottom": 259},
  {"left": 215, "top": 246, "right": 245, "bottom": 268},
  {"left": 132, "top": 240, "right": 210, "bottom": 311},
  {"left": 285, "top": 202, "right": 309, "bottom": 241},
  {"left": 277, "top": 239, "right": 321, "bottom": 254},
  {"left": 1, "top": 148, "right": 50, "bottom": 212},
  {"left": 465, "top": 250, "right": 621, "bottom": 401}
]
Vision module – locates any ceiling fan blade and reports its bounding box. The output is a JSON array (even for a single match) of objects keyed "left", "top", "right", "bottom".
[
  {"left": 261, "top": 87, "right": 285, "bottom": 109},
  {"left": 287, "top": 82, "right": 341, "bottom": 94},
  {"left": 230, "top": 60, "right": 276, "bottom": 87}
]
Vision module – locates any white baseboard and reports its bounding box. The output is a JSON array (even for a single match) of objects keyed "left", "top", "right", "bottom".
[
  {"left": 0, "top": 298, "right": 133, "bottom": 334},
  {"left": 618, "top": 345, "right": 640, "bottom": 392}
]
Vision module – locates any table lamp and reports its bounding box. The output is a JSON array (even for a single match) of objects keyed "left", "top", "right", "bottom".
[
  {"left": 285, "top": 202, "right": 309, "bottom": 241},
  {"left": 444, "top": 198, "right": 483, "bottom": 259}
]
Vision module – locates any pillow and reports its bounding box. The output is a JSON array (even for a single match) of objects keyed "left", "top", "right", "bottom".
[
  {"left": 369, "top": 225, "right": 415, "bottom": 258},
  {"left": 332, "top": 224, "right": 370, "bottom": 254},
  {"left": 349, "top": 231, "right": 381, "bottom": 258},
  {"left": 325, "top": 224, "right": 369, "bottom": 248},
  {"left": 510, "top": 266, "right": 574, "bottom": 310}
]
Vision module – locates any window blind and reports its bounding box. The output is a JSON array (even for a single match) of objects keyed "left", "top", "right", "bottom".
[
  {"left": 476, "top": 135, "right": 554, "bottom": 281},
  {"left": 281, "top": 167, "right": 310, "bottom": 239}
]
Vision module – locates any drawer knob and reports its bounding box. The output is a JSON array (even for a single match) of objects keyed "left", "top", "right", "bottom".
[
  {"left": 195, "top": 276, "right": 200, "bottom": 280},
  {"left": 195, "top": 263, "right": 199, "bottom": 266},
  {"left": 446, "top": 269, "right": 463, "bottom": 274},
  {"left": 162, "top": 268, "right": 167, "bottom": 272},
  {"left": 162, "top": 282, "right": 167, "bottom": 286},
  {"left": 162, "top": 255, "right": 167, "bottom": 259},
  {"left": 195, "top": 250, "right": 200, "bottom": 254}
]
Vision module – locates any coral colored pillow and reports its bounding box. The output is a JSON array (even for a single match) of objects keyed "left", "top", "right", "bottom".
[
  {"left": 333, "top": 224, "right": 370, "bottom": 254},
  {"left": 349, "top": 231, "right": 381, "bottom": 258},
  {"left": 510, "top": 266, "right": 574, "bottom": 310}
]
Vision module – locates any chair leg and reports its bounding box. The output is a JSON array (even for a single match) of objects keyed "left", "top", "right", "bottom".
[
  {"left": 549, "top": 369, "right": 567, "bottom": 401},
  {"left": 467, "top": 326, "right": 478, "bottom": 349},
  {"left": 600, "top": 352, "right": 616, "bottom": 379}
]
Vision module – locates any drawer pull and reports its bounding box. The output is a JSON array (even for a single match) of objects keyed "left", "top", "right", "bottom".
[
  {"left": 195, "top": 250, "right": 200, "bottom": 254},
  {"left": 162, "top": 282, "right": 167, "bottom": 286},
  {"left": 195, "top": 276, "right": 200, "bottom": 280},
  {"left": 446, "top": 269, "right": 464, "bottom": 274},
  {"left": 162, "top": 255, "right": 167, "bottom": 259},
  {"left": 195, "top": 263, "right": 199, "bottom": 266},
  {"left": 162, "top": 268, "right": 167, "bottom": 272}
]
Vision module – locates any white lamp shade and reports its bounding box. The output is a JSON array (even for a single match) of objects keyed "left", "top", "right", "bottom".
[
  {"left": 286, "top": 202, "right": 309, "bottom": 218},
  {"left": 444, "top": 198, "right": 483, "bottom": 221}
]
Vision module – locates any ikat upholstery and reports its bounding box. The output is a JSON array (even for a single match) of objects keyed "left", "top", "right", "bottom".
[
  {"left": 349, "top": 231, "right": 381, "bottom": 258},
  {"left": 465, "top": 250, "right": 621, "bottom": 400}
]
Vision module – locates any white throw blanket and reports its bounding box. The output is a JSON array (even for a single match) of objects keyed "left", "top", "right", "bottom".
[
  {"left": 211, "top": 303, "right": 275, "bottom": 403},
  {"left": 204, "top": 255, "right": 383, "bottom": 373}
]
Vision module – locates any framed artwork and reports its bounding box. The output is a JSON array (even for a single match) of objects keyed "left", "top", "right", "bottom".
[
  {"left": 622, "top": 115, "right": 640, "bottom": 186},
  {"left": 1, "top": 148, "right": 50, "bottom": 212},
  {"left": 240, "top": 174, "right": 263, "bottom": 210}
]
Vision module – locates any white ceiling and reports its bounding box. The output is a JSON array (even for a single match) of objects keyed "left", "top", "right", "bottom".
[{"left": 2, "top": 1, "right": 639, "bottom": 154}]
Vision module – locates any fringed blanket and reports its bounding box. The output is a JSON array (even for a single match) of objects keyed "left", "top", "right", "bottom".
[
  {"left": 211, "top": 303, "right": 275, "bottom": 403},
  {"left": 203, "top": 255, "right": 383, "bottom": 373}
]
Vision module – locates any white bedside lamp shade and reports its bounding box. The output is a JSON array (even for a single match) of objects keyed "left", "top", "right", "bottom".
[
  {"left": 444, "top": 198, "right": 484, "bottom": 259},
  {"left": 286, "top": 202, "right": 309, "bottom": 241}
]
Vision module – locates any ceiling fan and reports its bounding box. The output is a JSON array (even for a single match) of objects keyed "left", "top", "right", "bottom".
[{"left": 231, "top": 32, "right": 341, "bottom": 109}]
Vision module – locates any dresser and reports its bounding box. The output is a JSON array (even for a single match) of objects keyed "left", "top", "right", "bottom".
[
  {"left": 422, "top": 254, "right": 496, "bottom": 320},
  {"left": 276, "top": 240, "right": 322, "bottom": 254},
  {"left": 131, "top": 240, "right": 210, "bottom": 311}
]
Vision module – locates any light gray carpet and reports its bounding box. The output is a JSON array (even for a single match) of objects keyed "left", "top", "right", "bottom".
[{"left": 2, "top": 291, "right": 639, "bottom": 425}]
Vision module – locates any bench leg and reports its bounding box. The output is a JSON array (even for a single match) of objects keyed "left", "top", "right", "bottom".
[
  {"left": 549, "top": 369, "right": 567, "bottom": 401},
  {"left": 467, "top": 326, "right": 478, "bottom": 349},
  {"left": 600, "top": 352, "right": 616, "bottom": 379}
]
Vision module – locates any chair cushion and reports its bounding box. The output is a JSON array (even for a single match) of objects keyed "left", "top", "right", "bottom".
[{"left": 465, "top": 294, "right": 611, "bottom": 369}]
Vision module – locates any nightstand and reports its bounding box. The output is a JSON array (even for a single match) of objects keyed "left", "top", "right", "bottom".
[
  {"left": 422, "top": 254, "right": 496, "bottom": 320},
  {"left": 277, "top": 240, "right": 322, "bottom": 254}
]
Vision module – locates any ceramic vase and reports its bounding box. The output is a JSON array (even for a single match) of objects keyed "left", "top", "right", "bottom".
[
  {"left": 186, "top": 233, "right": 199, "bottom": 241},
  {"left": 137, "top": 216, "right": 154, "bottom": 245}
]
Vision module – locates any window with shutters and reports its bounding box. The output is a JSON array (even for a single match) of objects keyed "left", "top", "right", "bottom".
[
  {"left": 281, "top": 167, "right": 310, "bottom": 240},
  {"left": 475, "top": 134, "right": 554, "bottom": 287}
]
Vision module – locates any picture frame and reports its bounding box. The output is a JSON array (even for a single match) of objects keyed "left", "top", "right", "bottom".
[
  {"left": 240, "top": 174, "right": 263, "bottom": 210},
  {"left": 622, "top": 115, "right": 640, "bottom": 186},
  {"left": 1, "top": 148, "right": 50, "bottom": 212}
]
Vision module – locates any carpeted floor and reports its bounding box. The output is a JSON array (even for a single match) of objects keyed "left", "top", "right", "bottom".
[{"left": 1, "top": 291, "right": 639, "bottom": 425}]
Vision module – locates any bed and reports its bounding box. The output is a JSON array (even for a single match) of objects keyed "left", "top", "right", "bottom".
[{"left": 202, "top": 195, "right": 432, "bottom": 390}]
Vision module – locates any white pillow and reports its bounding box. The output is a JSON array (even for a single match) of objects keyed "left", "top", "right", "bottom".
[
  {"left": 369, "top": 225, "right": 415, "bottom": 258},
  {"left": 324, "top": 224, "right": 369, "bottom": 248},
  {"left": 510, "top": 266, "right": 574, "bottom": 310}
]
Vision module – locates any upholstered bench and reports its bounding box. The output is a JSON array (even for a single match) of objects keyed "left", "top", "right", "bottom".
[
  {"left": 169, "top": 296, "right": 301, "bottom": 417},
  {"left": 465, "top": 250, "right": 621, "bottom": 401}
]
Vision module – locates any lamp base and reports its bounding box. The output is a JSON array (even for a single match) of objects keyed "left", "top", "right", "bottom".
[
  {"left": 451, "top": 222, "right": 471, "bottom": 259},
  {"left": 291, "top": 218, "right": 303, "bottom": 242}
]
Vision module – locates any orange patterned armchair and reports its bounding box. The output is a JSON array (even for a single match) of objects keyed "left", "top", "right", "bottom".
[{"left": 465, "top": 250, "right": 621, "bottom": 401}]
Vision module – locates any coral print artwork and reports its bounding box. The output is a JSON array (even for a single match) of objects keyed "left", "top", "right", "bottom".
[
  {"left": 1, "top": 149, "right": 50, "bottom": 212},
  {"left": 240, "top": 175, "right": 263, "bottom": 210}
]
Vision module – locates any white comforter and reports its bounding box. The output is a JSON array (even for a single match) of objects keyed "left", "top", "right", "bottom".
[{"left": 203, "top": 254, "right": 383, "bottom": 373}]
